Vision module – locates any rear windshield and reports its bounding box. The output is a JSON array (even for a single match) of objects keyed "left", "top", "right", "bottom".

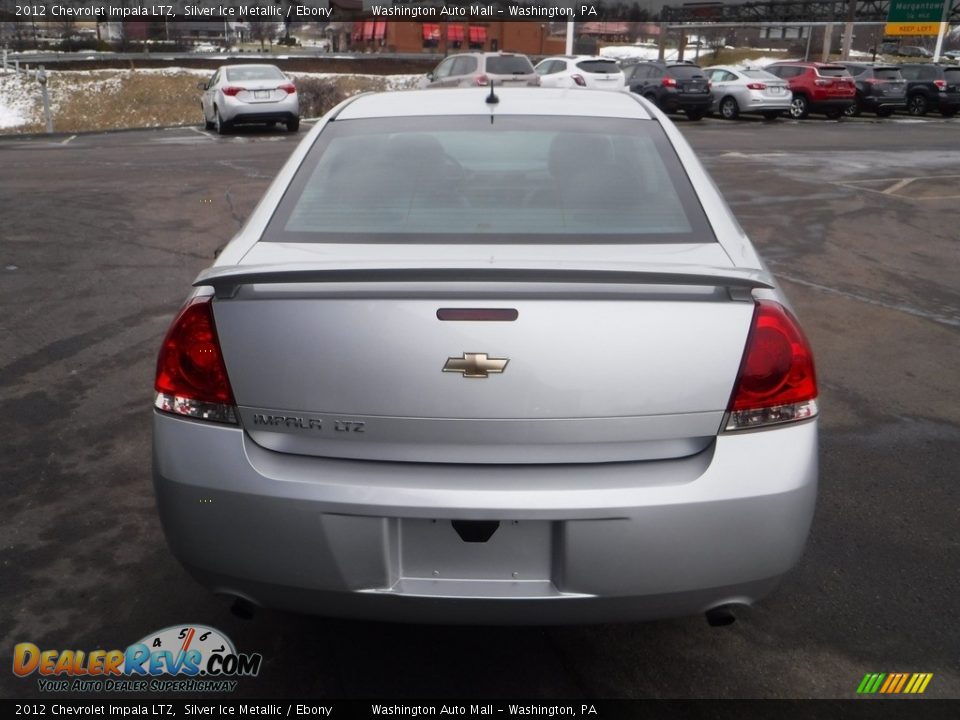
[
  {"left": 576, "top": 60, "right": 621, "bottom": 74},
  {"left": 486, "top": 56, "right": 534, "bottom": 75},
  {"left": 743, "top": 69, "right": 777, "bottom": 79},
  {"left": 817, "top": 67, "right": 849, "bottom": 77},
  {"left": 874, "top": 68, "right": 903, "bottom": 80},
  {"left": 225, "top": 66, "right": 285, "bottom": 81},
  {"left": 264, "top": 116, "right": 715, "bottom": 245},
  {"left": 667, "top": 66, "right": 705, "bottom": 79}
]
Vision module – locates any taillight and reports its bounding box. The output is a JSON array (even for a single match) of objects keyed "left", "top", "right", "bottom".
[
  {"left": 661, "top": 76, "right": 677, "bottom": 87},
  {"left": 475, "top": 74, "right": 489, "bottom": 86},
  {"left": 154, "top": 296, "right": 237, "bottom": 424},
  {"left": 572, "top": 74, "right": 586, "bottom": 87},
  {"left": 814, "top": 78, "right": 831, "bottom": 87},
  {"left": 724, "top": 300, "right": 818, "bottom": 431},
  {"left": 934, "top": 79, "right": 946, "bottom": 91},
  {"left": 222, "top": 86, "right": 242, "bottom": 97},
  {"left": 279, "top": 83, "right": 296, "bottom": 94},
  {"left": 746, "top": 82, "right": 767, "bottom": 90}
]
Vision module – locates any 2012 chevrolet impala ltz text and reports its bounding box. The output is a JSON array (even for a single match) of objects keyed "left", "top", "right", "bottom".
[{"left": 152, "top": 87, "right": 819, "bottom": 625}]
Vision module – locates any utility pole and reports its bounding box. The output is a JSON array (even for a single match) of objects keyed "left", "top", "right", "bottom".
[{"left": 840, "top": 0, "right": 856, "bottom": 60}]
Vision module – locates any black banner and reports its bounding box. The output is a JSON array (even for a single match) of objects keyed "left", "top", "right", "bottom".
[{"left": 2, "top": 699, "right": 960, "bottom": 720}]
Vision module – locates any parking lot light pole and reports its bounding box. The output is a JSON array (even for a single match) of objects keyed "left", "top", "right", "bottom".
[{"left": 565, "top": 20, "right": 574, "bottom": 55}]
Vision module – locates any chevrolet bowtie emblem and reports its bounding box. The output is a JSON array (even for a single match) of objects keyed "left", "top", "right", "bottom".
[{"left": 443, "top": 353, "right": 509, "bottom": 379}]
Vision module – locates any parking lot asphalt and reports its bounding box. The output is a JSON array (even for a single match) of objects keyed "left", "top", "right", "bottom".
[{"left": 1, "top": 116, "right": 958, "bottom": 700}]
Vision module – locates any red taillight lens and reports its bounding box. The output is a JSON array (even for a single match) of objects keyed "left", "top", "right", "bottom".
[
  {"left": 746, "top": 82, "right": 767, "bottom": 90},
  {"left": 934, "top": 79, "right": 946, "bottom": 91},
  {"left": 279, "top": 83, "right": 296, "bottom": 94},
  {"left": 154, "top": 297, "right": 237, "bottom": 424},
  {"left": 572, "top": 74, "right": 586, "bottom": 87},
  {"left": 661, "top": 76, "right": 677, "bottom": 87},
  {"left": 222, "top": 86, "right": 242, "bottom": 97},
  {"left": 475, "top": 74, "right": 490, "bottom": 86},
  {"left": 725, "top": 300, "right": 818, "bottom": 431}
]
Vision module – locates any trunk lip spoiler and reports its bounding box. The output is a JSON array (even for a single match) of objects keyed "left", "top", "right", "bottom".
[{"left": 195, "top": 262, "right": 775, "bottom": 298}]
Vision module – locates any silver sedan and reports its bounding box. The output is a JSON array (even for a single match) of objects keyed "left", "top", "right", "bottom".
[
  {"left": 153, "top": 88, "right": 818, "bottom": 625},
  {"left": 704, "top": 65, "right": 793, "bottom": 120},
  {"left": 199, "top": 64, "right": 299, "bottom": 134}
]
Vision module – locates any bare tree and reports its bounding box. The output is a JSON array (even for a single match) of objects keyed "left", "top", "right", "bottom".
[{"left": 247, "top": 21, "right": 277, "bottom": 52}]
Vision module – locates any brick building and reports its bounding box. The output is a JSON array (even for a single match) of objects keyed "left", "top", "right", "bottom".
[{"left": 348, "top": 21, "right": 568, "bottom": 55}]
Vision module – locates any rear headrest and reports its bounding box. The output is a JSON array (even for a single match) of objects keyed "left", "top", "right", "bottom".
[{"left": 548, "top": 133, "right": 615, "bottom": 179}]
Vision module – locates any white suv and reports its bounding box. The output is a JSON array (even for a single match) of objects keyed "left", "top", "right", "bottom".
[{"left": 535, "top": 55, "right": 626, "bottom": 90}]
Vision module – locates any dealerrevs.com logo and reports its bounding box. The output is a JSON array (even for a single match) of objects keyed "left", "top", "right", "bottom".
[{"left": 13, "top": 624, "right": 262, "bottom": 693}]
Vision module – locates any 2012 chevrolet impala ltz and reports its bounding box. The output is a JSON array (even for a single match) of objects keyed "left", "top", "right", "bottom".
[{"left": 152, "top": 87, "right": 818, "bottom": 625}]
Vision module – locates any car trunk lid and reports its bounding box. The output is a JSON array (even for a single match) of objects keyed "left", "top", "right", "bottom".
[{"left": 200, "top": 250, "right": 767, "bottom": 464}]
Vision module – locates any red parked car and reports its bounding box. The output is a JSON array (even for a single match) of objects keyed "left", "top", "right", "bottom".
[{"left": 764, "top": 62, "right": 856, "bottom": 119}]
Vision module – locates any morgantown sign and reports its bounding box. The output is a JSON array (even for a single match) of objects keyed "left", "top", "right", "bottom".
[{"left": 886, "top": 0, "right": 952, "bottom": 35}]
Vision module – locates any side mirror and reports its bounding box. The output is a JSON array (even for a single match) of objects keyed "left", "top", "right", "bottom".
[
  {"left": 197, "top": 81, "right": 207, "bottom": 91},
  {"left": 425, "top": 72, "right": 434, "bottom": 81}
]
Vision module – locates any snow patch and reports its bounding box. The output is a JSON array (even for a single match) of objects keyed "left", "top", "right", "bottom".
[{"left": 0, "top": 71, "right": 38, "bottom": 129}]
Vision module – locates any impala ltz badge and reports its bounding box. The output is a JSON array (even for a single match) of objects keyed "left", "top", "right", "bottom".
[{"left": 443, "top": 353, "right": 509, "bottom": 379}]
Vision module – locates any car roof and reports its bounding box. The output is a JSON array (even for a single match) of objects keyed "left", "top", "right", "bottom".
[
  {"left": 220, "top": 63, "right": 282, "bottom": 71},
  {"left": 540, "top": 55, "right": 617, "bottom": 61},
  {"left": 336, "top": 88, "right": 653, "bottom": 120},
  {"left": 768, "top": 61, "right": 839, "bottom": 67}
]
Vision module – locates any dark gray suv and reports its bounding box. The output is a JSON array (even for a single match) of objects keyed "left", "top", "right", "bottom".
[{"left": 898, "top": 63, "right": 960, "bottom": 117}]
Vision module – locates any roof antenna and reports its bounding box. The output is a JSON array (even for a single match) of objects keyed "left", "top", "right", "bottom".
[{"left": 485, "top": 79, "right": 499, "bottom": 105}]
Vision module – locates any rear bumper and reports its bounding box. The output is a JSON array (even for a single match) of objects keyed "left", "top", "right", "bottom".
[
  {"left": 741, "top": 96, "right": 793, "bottom": 112},
  {"left": 808, "top": 98, "right": 855, "bottom": 113},
  {"left": 661, "top": 93, "right": 713, "bottom": 113},
  {"left": 220, "top": 95, "right": 299, "bottom": 124},
  {"left": 152, "top": 412, "right": 818, "bottom": 624},
  {"left": 862, "top": 95, "right": 906, "bottom": 110}
]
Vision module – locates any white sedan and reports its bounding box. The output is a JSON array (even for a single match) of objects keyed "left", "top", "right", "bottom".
[
  {"left": 154, "top": 88, "right": 818, "bottom": 625},
  {"left": 199, "top": 64, "right": 299, "bottom": 134}
]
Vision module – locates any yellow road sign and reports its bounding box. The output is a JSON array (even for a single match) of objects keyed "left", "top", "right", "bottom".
[{"left": 885, "top": 21, "right": 943, "bottom": 35}]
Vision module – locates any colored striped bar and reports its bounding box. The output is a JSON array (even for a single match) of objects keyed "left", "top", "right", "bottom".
[{"left": 860, "top": 672, "right": 934, "bottom": 695}]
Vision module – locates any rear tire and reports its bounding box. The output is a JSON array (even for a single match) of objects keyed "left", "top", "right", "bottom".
[
  {"left": 286, "top": 117, "right": 300, "bottom": 132},
  {"left": 788, "top": 95, "right": 809, "bottom": 119},
  {"left": 907, "top": 93, "right": 928, "bottom": 116},
  {"left": 215, "top": 107, "right": 230, "bottom": 135},
  {"left": 844, "top": 98, "right": 861, "bottom": 117},
  {"left": 719, "top": 96, "right": 740, "bottom": 120}
]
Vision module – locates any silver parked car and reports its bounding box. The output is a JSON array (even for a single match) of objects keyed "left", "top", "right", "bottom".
[
  {"left": 199, "top": 64, "right": 299, "bottom": 134},
  {"left": 420, "top": 52, "right": 540, "bottom": 88},
  {"left": 154, "top": 88, "right": 819, "bottom": 625},
  {"left": 535, "top": 55, "right": 626, "bottom": 90},
  {"left": 704, "top": 65, "right": 793, "bottom": 120}
]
